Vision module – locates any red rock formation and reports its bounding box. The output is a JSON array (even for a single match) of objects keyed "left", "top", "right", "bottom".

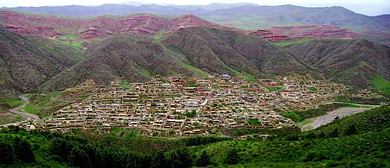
[
  {"left": 249, "top": 25, "right": 359, "bottom": 42},
  {"left": 0, "top": 11, "right": 83, "bottom": 38},
  {"left": 249, "top": 29, "right": 291, "bottom": 41},
  {"left": 269, "top": 25, "right": 359, "bottom": 39}
]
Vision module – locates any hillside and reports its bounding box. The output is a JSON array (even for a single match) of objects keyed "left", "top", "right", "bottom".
[
  {"left": 0, "top": 29, "right": 86, "bottom": 95},
  {"left": 40, "top": 34, "right": 195, "bottom": 91},
  {"left": 41, "top": 27, "right": 311, "bottom": 91},
  {"left": 162, "top": 27, "right": 310, "bottom": 76},
  {"left": 282, "top": 38, "right": 390, "bottom": 90}
]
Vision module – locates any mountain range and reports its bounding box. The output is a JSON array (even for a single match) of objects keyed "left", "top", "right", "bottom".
[
  {"left": 0, "top": 8, "right": 389, "bottom": 97},
  {"left": 2, "top": 3, "right": 389, "bottom": 46}
]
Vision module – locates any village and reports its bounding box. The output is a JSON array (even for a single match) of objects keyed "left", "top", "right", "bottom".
[{"left": 31, "top": 74, "right": 363, "bottom": 138}]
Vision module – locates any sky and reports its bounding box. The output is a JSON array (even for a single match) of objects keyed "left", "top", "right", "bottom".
[{"left": 0, "top": 0, "right": 389, "bottom": 16}]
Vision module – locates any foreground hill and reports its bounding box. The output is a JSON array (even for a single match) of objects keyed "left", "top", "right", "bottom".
[
  {"left": 282, "top": 38, "right": 390, "bottom": 89},
  {"left": 0, "top": 29, "right": 85, "bottom": 95},
  {"left": 0, "top": 105, "right": 389, "bottom": 167}
]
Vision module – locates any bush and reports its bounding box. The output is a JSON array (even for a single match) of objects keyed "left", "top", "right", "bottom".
[{"left": 196, "top": 151, "right": 211, "bottom": 167}]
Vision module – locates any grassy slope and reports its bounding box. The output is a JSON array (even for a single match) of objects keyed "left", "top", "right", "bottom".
[
  {"left": 0, "top": 93, "right": 25, "bottom": 125},
  {"left": 20, "top": 91, "right": 90, "bottom": 118},
  {"left": 370, "top": 76, "right": 390, "bottom": 96}
]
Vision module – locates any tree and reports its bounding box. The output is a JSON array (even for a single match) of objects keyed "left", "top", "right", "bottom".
[
  {"left": 0, "top": 141, "right": 15, "bottom": 164},
  {"left": 67, "top": 146, "right": 91, "bottom": 168},
  {"left": 328, "top": 127, "right": 340, "bottom": 137},
  {"left": 50, "top": 137, "right": 69, "bottom": 160},
  {"left": 224, "top": 149, "right": 239, "bottom": 165},
  {"left": 12, "top": 137, "right": 35, "bottom": 163},
  {"left": 195, "top": 151, "right": 210, "bottom": 167},
  {"left": 151, "top": 150, "right": 169, "bottom": 168},
  {"left": 343, "top": 124, "right": 358, "bottom": 135}
]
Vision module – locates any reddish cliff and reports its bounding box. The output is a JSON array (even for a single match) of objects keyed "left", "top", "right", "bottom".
[{"left": 250, "top": 25, "right": 359, "bottom": 42}]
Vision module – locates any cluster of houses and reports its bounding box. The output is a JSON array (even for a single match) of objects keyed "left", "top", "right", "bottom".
[{"left": 40, "top": 74, "right": 351, "bottom": 137}]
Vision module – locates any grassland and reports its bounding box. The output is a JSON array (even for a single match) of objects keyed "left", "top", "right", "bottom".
[
  {"left": 247, "top": 119, "right": 261, "bottom": 125},
  {"left": 0, "top": 113, "right": 24, "bottom": 125},
  {"left": 370, "top": 76, "right": 390, "bottom": 96},
  {"left": 119, "top": 79, "right": 130, "bottom": 89},
  {"left": 20, "top": 91, "right": 90, "bottom": 118},
  {"left": 0, "top": 95, "right": 24, "bottom": 108},
  {"left": 274, "top": 38, "right": 314, "bottom": 47}
]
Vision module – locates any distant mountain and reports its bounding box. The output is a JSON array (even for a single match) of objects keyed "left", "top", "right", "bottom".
[
  {"left": 198, "top": 5, "right": 390, "bottom": 45},
  {"left": 283, "top": 38, "right": 390, "bottom": 88},
  {"left": 250, "top": 25, "right": 359, "bottom": 41},
  {"left": 2, "top": 3, "right": 389, "bottom": 45},
  {"left": 0, "top": 29, "right": 85, "bottom": 95},
  {"left": 0, "top": 11, "right": 225, "bottom": 39}
]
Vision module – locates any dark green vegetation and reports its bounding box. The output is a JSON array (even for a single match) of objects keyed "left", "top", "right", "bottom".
[
  {"left": 1, "top": 105, "right": 389, "bottom": 167},
  {"left": 283, "top": 38, "right": 390, "bottom": 91},
  {"left": 278, "top": 103, "right": 364, "bottom": 122},
  {"left": 247, "top": 119, "right": 261, "bottom": 125},
  {"left": 184, "top": 110, "right": 197, "bottom": 118}
]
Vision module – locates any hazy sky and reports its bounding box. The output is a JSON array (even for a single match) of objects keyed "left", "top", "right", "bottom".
[{"left": 0, "top": 0, "right": 389, "bottom": 16}]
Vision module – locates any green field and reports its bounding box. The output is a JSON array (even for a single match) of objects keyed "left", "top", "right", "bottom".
[
  {"left": 0, "top": 94, "right": 24, "bottom": 108},
  {"left": 274, "top": 38, "right": 314, "bottom": 47},
  {"left": 247, "top": 119, "right": 262, "bottom": 125},
  {"left": 370, "top": 77, "right": 390, "bottom": 96},
  {"left": 119, "top": 79, "right": 130, "bottom": 89},
  {"left": 20, "top": 91, "right": 89, "bottom": 118},
  {"left": 0, "top": 114, "right": 24, "bottom": 125}
]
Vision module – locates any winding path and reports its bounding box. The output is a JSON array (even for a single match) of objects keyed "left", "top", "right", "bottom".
[{"left": 0, "top": 95, "right": 40, "bottom": 127}]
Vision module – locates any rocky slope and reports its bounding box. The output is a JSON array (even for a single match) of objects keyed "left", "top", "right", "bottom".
[{"left": 250, "top": 25, "right": 359, "bottom": 41}]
